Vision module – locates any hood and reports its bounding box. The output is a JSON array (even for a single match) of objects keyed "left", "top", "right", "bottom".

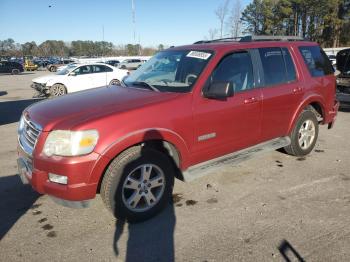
[
  {"left": 26, "top": 86, "right": 180, "bottom": 131},
  {"left": 32, "top": 74, "right": 63, "bottom": 84}
]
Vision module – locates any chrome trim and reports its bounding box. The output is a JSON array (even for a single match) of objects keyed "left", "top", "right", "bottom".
[{"left": 18, "top": 114, "right": 42, "bottom": 156}]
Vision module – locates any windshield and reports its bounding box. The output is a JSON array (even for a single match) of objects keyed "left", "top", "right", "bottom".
[
  {"left": 56, "top": 68, "right": 70, "bottom": 75},
  {"left": 124, "top": 50, "right": 213, "bottom": 93}
]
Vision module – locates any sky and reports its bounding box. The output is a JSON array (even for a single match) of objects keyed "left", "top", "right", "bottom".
[{"left": 0, "top": 0, "right": 250, "bottom": 47}]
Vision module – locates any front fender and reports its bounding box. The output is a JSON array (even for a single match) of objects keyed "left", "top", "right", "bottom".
[{"left": 88, "top": 128, "right": 191, "bottom": 184}]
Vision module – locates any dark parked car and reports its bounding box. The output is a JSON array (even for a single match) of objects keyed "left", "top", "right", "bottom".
[
  {"left": 0, "top": 61, "right": 24, "bottom": 74},
  {"left": 336, "top": 48, "right": 350, "bottom": 107},
  {"left": 105, "top": 60, "right": 120, "bottom": 67}
]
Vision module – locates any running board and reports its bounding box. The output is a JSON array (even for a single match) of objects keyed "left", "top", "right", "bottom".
[{"left": 182, "top": 136, "right": 291, "bottom": 182}]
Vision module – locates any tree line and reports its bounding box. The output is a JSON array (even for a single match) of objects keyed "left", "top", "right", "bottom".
[
  {"left": 0, "top": 39, "right": 166, "bottom": 57},
  {"left": 209, "top": 0, "right": 350, "bottom": 47}
]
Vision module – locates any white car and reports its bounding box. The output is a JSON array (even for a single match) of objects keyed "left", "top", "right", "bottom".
[
  {"left": 31, "top": 63, "right": 129, "bottom": 97},
  {"left": 56, "top": 62, "right": 80, "bottom": 72}
]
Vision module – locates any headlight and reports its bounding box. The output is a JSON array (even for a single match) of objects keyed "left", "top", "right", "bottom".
[{"left": 43, "top": 130, "right": 99, "bottom": 156}]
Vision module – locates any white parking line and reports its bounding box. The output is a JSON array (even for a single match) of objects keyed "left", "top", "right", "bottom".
[{"left": 279, "top": 175, "right": 339, "bottom": 194}]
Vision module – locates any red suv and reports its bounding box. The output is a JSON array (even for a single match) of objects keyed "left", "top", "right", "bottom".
[{"left": 17, "top": 36, "right": 339, "bottom": 222}]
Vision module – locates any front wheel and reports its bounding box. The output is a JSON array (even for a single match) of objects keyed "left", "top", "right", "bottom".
[
  {"left": 100, "top": 146, "right": 175, "bottom": 222},
  {"left": 50, "top": 84, "right": 67, "bottom": 97},
  {"left": 284, "top": 110, "right": 319, "bottom": 156}
]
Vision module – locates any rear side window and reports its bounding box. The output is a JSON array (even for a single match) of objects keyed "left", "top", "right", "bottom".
[
  {"left": 298, "top": 46, "right": 333, "bottom": 77},
  {"left": 259, "top": 48, "right": 288, "bottom": 86},
  {"left": 282, "top": 48, "right": 296, "bottom": 82}
]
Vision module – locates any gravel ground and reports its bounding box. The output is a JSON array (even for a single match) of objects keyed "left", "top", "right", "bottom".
[{"left": 0, "top": 71, "right": 349, "bottom": 262}]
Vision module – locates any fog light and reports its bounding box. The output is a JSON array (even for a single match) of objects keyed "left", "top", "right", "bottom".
[{"left": 48, "top": 173, "right": 68, "bottom": 185}]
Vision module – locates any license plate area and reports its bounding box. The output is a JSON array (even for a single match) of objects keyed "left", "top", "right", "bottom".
[{"left": 17, "top": 157, "right": 33, "bottom": 184}]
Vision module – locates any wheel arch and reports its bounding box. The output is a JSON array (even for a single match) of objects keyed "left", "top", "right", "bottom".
[
  {"left": 92, "top": 128, "right": 190, "bottom": 191},
  {"left": 287, "top": 96, "right": 325, "bottom": 135}
]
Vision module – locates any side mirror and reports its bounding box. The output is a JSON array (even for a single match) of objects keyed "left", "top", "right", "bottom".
[
  {"left": 69, "top": 72, "right": 76, "bottom": 76},
  {"left": 203, "top": 81, "right": 234, "bottom": 100}
]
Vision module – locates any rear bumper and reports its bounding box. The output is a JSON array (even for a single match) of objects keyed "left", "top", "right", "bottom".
[{"left": 326, "top": 100, "right": 340, "bottom": 129}]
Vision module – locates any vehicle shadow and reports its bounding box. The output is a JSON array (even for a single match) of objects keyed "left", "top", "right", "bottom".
[
  {"left": 0, "top": 98, "right": 42, "bottom": 125},
  {"left": 113, "top": 130, "right": 177, "bottom": 261},
  {"left": 0, "top": 175, "right": 40, "bottom": 240},
  {"left": 0, "top": 91, "right": 8, "bottom": 96},
  {"left": 278, "top": 239, "right": 305, "bottom": 262},
  {"left": 114, "top": 205, "right": 176, "bottom": 261}
]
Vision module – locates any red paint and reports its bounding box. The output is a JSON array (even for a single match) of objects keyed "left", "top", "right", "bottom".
[{"left": 19, "top": 40, "right": 338, "bottom": 202}]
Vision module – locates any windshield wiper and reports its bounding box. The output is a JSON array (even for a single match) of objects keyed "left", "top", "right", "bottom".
[{"left": 132, "top": 81, "right": 160, "bottom": 92}]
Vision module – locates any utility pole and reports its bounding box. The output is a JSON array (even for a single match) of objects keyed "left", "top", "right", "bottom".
[{"left": 131, "top": 0, "right": 136, "bottom": 44}]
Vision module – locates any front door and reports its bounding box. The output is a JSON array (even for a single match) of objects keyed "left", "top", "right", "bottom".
[
  {"left": 192, "top": 51, "right": 262, "bottom": 165},
  {"left": 68, "top": 65, "right": 94, "bottom": 92}
]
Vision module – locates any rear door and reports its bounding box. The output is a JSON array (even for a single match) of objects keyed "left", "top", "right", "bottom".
[
  {"left": 91, "top": 65, "right": 111, "bottom": 87},
  {"left": 258, "top": 47, "right": 303, "bottom": 141},
  {"left": 192, "top": 50, "right": 262, "bottom": 164}
]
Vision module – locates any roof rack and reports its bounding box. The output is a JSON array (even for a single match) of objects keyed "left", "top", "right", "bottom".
[
  {"left": 240, "top": 35, "right": 305, "bottom": 42},
  {"left": 193, "top": 35, "right": 306, "bottom": 44}
]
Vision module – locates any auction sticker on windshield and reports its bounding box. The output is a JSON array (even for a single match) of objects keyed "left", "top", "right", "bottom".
[{"left": 186, "top": 51, "right": 211, "bottom": 60}]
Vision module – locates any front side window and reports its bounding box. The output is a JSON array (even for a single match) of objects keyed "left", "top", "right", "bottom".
[
  {"left": 299, "top": 46, "right": 333, "bottom": 77},
  {"left": 124, "top": 50, "right": 213, "bottom": 93},
  {"left": 209, "top": 51, "right": 254, "bottom": 92},
  {"left": 73, "top": 65, "right": 92, "bottom": 75}
]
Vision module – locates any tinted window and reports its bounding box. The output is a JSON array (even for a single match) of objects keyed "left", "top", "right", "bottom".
[
  {"left": 210, "top": 52, "right": 254, "bottom": 92},
  {"left": 299, "top": 46, "right": 333, "bottom": 77},
  {"left": 282, "top": 48, "right": 297, "bottom": 82},
  {"left": 93, "top": 65, "right": 112, "bottom": 73},
  {"left": 73, "top": 65, "right": 92, "bottom": 75},
  {"left": 336, "top": 49, "right": 350, "bottom": 74},
  {"left": 259, "top": 48, "right": 287, "bottom": 86}
]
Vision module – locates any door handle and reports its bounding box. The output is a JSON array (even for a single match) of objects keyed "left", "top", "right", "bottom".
[
  {"left": 244, "top": 97, "right": 258, "bottom": 104},
  {"left": 292, "top": 87, "right": 303, "bottom": 94}
]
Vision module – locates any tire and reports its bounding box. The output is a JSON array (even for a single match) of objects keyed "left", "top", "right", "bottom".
[
  {"left": 284, "top": 110, "right": 319, "bottom": 156},
  {"left": 49, "top": 84, "right": 67, "bottom": 97},
  {"left": 120, "top": 65, "right": 127, "bottom": 69},
  {"left": 109, "top": 79, "right": 121, "bottom": 86},
  {"left": 100, "top": 146, "right": 175, "bottom": 222},
  {"left": 11, "top": 69, "right": 19, "bottom": 75},
  {"left": 50, "top": 66, "right": 57, "bottom": 72}
]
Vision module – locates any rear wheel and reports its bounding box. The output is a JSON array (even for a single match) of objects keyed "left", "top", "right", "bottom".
[
  {"left": 50, "top": 66, "right": 57, "bottom": 72},
  {"left": 109, "top": 79, "right": 121, "bottom": 86},
  {"left": 50, "top": 84, "right": 67, "bottom": 97},
  {"left": 284, "top": 110, "right": 319, "bottom": 156},
  {"left": 100, "top": 146, "right": 174, "bottom": 222},
  {"left": 11, "top": 69, "right": 19, "bottom": 75}
]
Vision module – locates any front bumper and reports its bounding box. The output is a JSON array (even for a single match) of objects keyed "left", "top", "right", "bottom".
[
  {"left": 17, "top": 143, "right": 106, "bottom": 206},
  {"left": 31, "top": 83, "right": 50, "bottom": 95}
]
